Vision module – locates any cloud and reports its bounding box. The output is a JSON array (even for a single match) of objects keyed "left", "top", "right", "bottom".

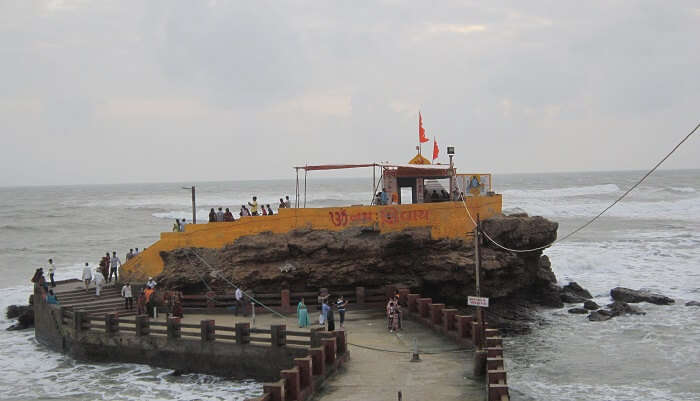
[{"left": 427, "top": 23, "right": 486, "bottom": 35}]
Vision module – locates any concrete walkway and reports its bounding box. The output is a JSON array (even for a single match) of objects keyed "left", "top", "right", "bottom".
[
  {"left": 155, "top": 308, "right": 484, "bottom": 400},
  {"left": 314, "top": 309, "right": 484, "bottom": 401}
]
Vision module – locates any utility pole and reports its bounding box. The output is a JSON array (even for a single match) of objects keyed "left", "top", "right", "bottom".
[
  {"left": 472, "top": 213, "right": 487, "bottom": 376},
  {"left": 182, "top": 186, "right": 196, "bottom": 224}
]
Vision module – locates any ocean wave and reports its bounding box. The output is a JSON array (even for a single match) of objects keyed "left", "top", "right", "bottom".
[
  {"left": 504, "top": 196, "right": 700, "bottom": 221},
  {"left": 667, "top": 186, "right": 696, "bottom": 193},
  {"left": 502, "top": 184, "right": 621, "bottom": 199}
]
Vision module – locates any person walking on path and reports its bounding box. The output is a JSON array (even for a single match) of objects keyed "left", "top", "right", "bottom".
[
  {"left": 82, "top": 262, "right": 92, "bottom": 292},
  {"left": 297, "top": 298, "right": 310, "bottom": 328},
  {"left": 326, "top": 302, "right": 335, "bottom": 331},
  {"left": 234, "top": 287, "right": 244, "bottom": 316},
  {"left": 47, "top": 258, "right": 56, "bottom": 287},
  {"left": 336, "top": 295, "right": 348, "bottom": 328},
  {"left": 99, "top": 253, "right": 110, "bottom": 281},
  {"left": 92, "top": 268, "right": 106, "bottom": 296},
  {"left": 109, "top": 251, "right": 121, "bottom": 283},
  {"left": 121, "top": 282, "right": 133, "bottom": 310}
]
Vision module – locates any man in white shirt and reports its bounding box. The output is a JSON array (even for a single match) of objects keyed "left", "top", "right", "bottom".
[
  {"left": 93, "top": 268, "right": 105, "bottom": 296},
  {"left": 109, "top": 251, "right": 121, "bottom": 283},
  {"left": 146, "top": 277, "right": 157, "bottom": 289},
  {"left": 82, "top": 262, "right": 92, "bottom": 292},
  {"left": 47, "top": 258, "right": 56, "bottom": 287},
  {"left": 121, "top": 282, "right": 133, "bottom": 310}
]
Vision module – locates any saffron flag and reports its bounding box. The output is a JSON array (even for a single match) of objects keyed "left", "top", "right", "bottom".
[
  {"left": 432, "top": 138, "right": 439, "bottom": 160},
  {"left": 419, "top": 112, "right": 429, "bottom": 143}
]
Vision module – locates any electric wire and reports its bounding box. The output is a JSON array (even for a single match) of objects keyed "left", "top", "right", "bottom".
[{"left": 457, "top": 121, "right": 700, "bottom": 253}]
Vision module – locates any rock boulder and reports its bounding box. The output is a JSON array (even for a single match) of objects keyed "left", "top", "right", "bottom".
[{"left": 610, "top": 287, "right": 675, "bottom": 305}]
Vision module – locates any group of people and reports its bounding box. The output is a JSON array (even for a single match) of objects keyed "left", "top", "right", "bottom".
[
  {"left": 424, "top": 189, "right": 465, "bottom": 203},
  {"left": 296, "top": 292, "right": 348, "bottom": 331},
  {"left": 205, "top": 195, "right": 293, "bottom": 223},
  {"left": 374, "top": 188, "right": 398, "bottom": 205},
  {"left": 31, "top": 267, "right": 59, "bottom": 304}
]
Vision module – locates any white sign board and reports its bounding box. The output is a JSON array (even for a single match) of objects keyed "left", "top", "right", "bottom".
[{"left": 468, "top": 296, "right": 489, "bottom": 308}]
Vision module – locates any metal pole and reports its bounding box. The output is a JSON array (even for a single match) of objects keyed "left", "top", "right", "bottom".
[
  {"left": 295, "top": 168, "right": 300, "bottom": 208},
  {"left": 449, "top": 155, "right": 454, "bottom": 200},
  {"left": 191, "top": 186, "right": 196, "bottom": 224},
  {"left": 372, "top": 164, "right": 376, "bottom": 203},
  {"left": 474, "top": 213, "right": 483, "bottom": 350},
  {"left": 304, "top": 166, "right": 308, "bottom": 208}
]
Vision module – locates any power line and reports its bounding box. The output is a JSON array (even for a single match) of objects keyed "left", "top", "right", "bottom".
[{"left": 457, "top": 121, "right": 700, "bottom": 253}]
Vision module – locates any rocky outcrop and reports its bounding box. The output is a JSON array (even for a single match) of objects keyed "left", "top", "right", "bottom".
[
  {"left": 583, "top": 300, "right": 600, "bottom": 310},
  {"left": 6, "top": 304, "right": 34, "bottom": 331},
  {"left": 686, "top": 301, "right": 700, "bottom": 307},
  {"left": 610, "top": 287, "right": 675, "bottom": 305},
  {"left": 157, "top": 214, "right": 561, "bottom": 327},
  {"left": 607, "top": 301, "right": 646, "bottom": 316},
  {"left": 568, "top": 308, "right": 588, "bottom": 314}
]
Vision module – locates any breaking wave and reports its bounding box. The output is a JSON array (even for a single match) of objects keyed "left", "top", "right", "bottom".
[{"left": 502, "top": 184, "right": 621, "bottom": 199}]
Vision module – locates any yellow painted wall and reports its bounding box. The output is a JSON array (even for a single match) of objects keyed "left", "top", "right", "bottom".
[{"left": 121, "top": 195, "right": 502, "bottom": 281}]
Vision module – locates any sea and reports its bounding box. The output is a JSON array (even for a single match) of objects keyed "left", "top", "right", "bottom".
[{"left": 0, "top": 169, "right": 698, "bottom": 401}]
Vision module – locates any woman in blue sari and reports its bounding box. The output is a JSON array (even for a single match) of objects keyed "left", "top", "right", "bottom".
[{"left": 297, "top": 298, "right": 310, "bottom": 328}]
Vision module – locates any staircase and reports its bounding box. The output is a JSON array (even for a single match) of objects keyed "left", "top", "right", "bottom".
[{"left": 55, "top": 285, "right": 137, "bottom": 318}]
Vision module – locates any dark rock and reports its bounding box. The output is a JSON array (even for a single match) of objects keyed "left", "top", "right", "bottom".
[
  {"left": 5, "top": 305, "right": 34, "bottom": 330},
  {"left": 597, "top": 309, "right": 612, "bottom": 316},
  {"left": 610, "top": 287, "right": 675, "bottom": 305},
  {"left": 607, "top": 301, "right": 646, "bottom": 317},
  {"left": 562, "top": 282, "right": 593, "bottom": 299},
  {"left": 560, "top": 293, "right": 588, "bottom": 304},
  {"left": 152, "top": 215, "right": 562, "bottom": 316},
  {"left": 685, "top": 301, "right": 700, "bottom": 307},
  {"left": 588, "top": 311, "right": 612, "bottom": 322},
  {"left": 583, "top": 300, "right": 600, "bottom": 310},
  {"left": 568, "top": 308, "right": 588, "bottom": 314}
]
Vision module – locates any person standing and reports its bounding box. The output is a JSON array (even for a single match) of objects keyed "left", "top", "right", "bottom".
[
  {"left": 297, "top": 298, "right": 310, "bottom": 328},
  {"left": 82, "top": 262, "right": 92, "bottom": 292},
  {"left": 248, "top": 196, "right": 259, "bottom": 216},
  {"left": 326, "top": 302, "right": 335, "bottom": 331},
  {"left": 173, "top": 219, "right": 180, "bottom": 232},
  {"left": 146, "top": 277, "right": 157, "bottom": 289},
  {"left": 336, "top": 295, "right": 348, "bottom": 328},
  {"left": 279, "top": 198, "right": 286, "bottom": 209},
  {"left": 126, "top": 249, "right": 134, "bottom": 261},
  {"left": 134, "top": 247, "right": 140, "bottom": 255},
  {"left": 321, "top": 299, "right": 330, "bottom": 326},
  {"left": 380, "top": 188, "right": 389, "bottom": 205},
  {"left": 109, "top": 251, "right": 121, "bottom": 283},
  {"left": 92, "top": 268, "right": 106, "bottom": 296},
  {"left": 285, "top": 195, "right": 291, "bottom": 208},
  {"left": 121, "top": 282, "right": 133, "bottom": 310},
  {"left": 47, "top": 258, "right": 56, "bottom": 287},
  {"left": 99, "top": 253, "right": 110, "bottom": 280}
]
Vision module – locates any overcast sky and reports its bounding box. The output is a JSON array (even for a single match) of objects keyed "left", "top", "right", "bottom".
[{"left": 1, "top": 1, "right": 698, "bottom": 186}]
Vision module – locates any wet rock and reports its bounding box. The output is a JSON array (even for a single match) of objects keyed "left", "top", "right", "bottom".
[
  {"left": 588, "top": 311, "right": 612, "bottom": 322},
  {"left": 583, "top": 300, "right": 600, "bottom": 310},
  {"left": 607, "top": 301, "right": 646, "bottom": 317},
  {"left": 610, "top": 287, "right": 675, "bottom": 305},
  {"left": 5, "top": 305, "right": 34, "bottom": 331},
  {"left": 560, "top": 292, "right": 588, "bottom": 304},
  {"left": 568, "top": 308, "right": 588, "bottom": 314},
  {"left": 562, "top": 282, "right": 593, "bottom": 299},
  {"left": 685, "top": 301, "right": 700, "bottom": 307}
]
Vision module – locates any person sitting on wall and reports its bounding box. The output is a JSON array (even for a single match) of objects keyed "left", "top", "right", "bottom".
[
  {"left": 216, "top": 207, "right": 224, "bottom": 222},
  {"left": 441, "top": 189, "right": 450, "bottom": 201},
  {"left": 279, "top": 198, "right": 286, "bottom": 209},
  {"left": 423, "top": 189, "right": 430, "bottom": 203},
  {"left": 126, "top": 249, "right": 134, "bottom": 260},
  {"left": 391, "top": 192, "right": 399, "bottom": 205},
  {"left": 266, "top": 204, "right": 274, "bottom": 215},
  {"left": 261, "top": 205, "right": 268, "bottom": 216},
  {"left": 431, "top": 190, "right": 440, "bottom": 201},
  {"left": 46, "top": 289, "right": 59, "bottom": 305},
  {"left": 209, "top": 208, "right": 216, "bottom": 223},
  {"left": 146, "top": 276, "right": 157, "bottom": 289},
  {"left": 223, "top": 208, "right": 234, "bottom": 222}
]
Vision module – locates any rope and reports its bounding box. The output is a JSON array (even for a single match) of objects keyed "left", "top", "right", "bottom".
[
  {"left": 456, "top": 121, "right": 700, "bottom": 253},
  {"left": 347, "top": 342, "right": 470, "bottom": 355},
  {"left": 186, "top": 248, "right": 288, "bottom": 319}
]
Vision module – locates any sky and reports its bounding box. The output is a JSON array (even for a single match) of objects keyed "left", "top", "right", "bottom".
[{"left": 1, "top": 0, "right": 699, "bottom": 186}]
